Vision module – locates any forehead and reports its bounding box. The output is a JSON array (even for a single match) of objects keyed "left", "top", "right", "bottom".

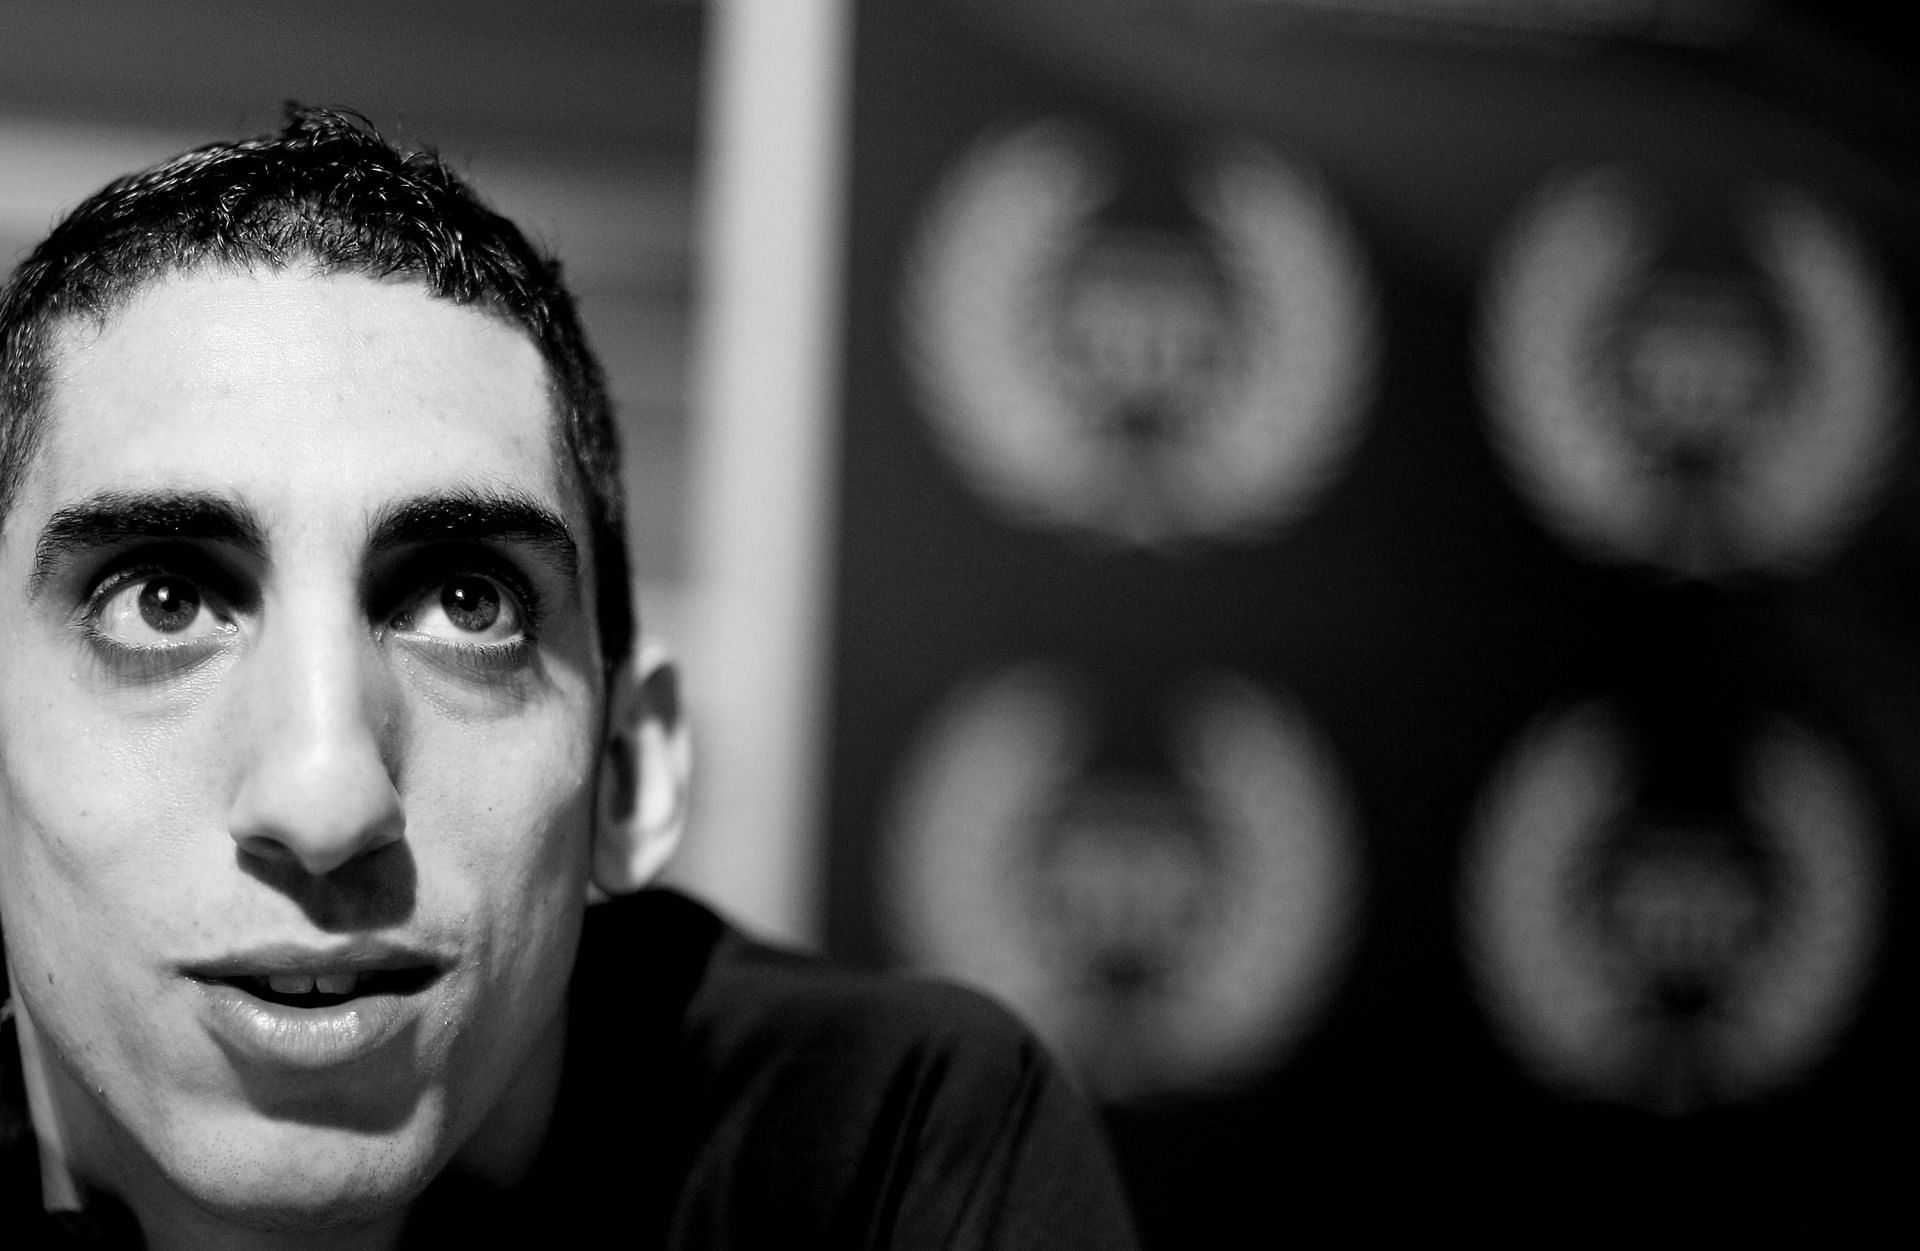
[{"left": 20, "top": 267, "right": 563, "bottom": 528}]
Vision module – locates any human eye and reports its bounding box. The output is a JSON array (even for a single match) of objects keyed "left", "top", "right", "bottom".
[
  {"left": 390, "top": 569, "right": 533, "bottom": 658},
  {"left": 82, "top": 566, "right": 239, "bottom": 672}
]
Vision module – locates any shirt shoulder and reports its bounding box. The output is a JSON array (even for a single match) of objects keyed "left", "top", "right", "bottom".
[{"left": 560, "top": 889, "right": 1139, "bottom": 1250}]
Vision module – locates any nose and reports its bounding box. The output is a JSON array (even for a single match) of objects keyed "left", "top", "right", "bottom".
[{"left": 227, "top": 606, "right": 404, "bottom": 876}]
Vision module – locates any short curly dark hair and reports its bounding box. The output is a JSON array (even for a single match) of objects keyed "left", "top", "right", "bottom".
[{"left": 0, "top": 104, "right": 633, "bottom": 670}]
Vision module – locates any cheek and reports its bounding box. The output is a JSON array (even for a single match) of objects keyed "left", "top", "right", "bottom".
[
  {"left": 406, "top": 721, "right": 595, "bottom": 1088},
  {"left": 0, "top": 720, "right": 220, "bottom": 1041},
  {"left": 3, "top": 662, "right": 230, "bottom": 853},
  {"left": 0, "top": 700, "right": 209, "bottom": 918},
  {"left": 399, "top": 714, "right": 599, "bottom": 918}
]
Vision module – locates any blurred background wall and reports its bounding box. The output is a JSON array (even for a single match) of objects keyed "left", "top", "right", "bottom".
[
  {"left": 809, "top": 0, "right": 1916, "bottom": 1240},
  {"left": 5, "top": 0, "right": 1914, "bottom": 1240}
]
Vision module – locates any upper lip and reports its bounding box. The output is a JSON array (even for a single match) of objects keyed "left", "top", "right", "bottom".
[{"left": 181, "top": 940, "right": 449, "bottom": 983}]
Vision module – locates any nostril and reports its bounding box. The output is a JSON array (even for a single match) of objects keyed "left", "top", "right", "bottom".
[
  {"left": 234, "top": 835, "right": 303, "bottom": 868},
  {"left": 227, "top": 740, "right": 405, "bottom": 876}
]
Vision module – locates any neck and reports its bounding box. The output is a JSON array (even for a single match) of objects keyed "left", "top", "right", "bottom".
[{"left": 118, "top": 1199, "right": 406, "bottom": 1251}]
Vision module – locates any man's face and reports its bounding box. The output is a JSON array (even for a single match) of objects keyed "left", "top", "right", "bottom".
[{"left": 0, "top": 267, "right": 606, "bottom": 1226}]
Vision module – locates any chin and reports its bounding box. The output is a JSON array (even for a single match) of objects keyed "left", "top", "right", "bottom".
[{"left": 155, "top": 1108, "right": 445, "bottom": 1234}]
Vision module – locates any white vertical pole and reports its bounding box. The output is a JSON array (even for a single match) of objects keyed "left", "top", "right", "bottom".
[{"left": 671, "top": 0, "right": 853, "bottom": 947}]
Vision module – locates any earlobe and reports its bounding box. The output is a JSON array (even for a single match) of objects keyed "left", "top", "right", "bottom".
[{"left": 591, "top": 640, "right": 691, "bottom": 897}]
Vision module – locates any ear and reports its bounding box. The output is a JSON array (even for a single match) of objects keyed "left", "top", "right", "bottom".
[{"left": 590, "top": 639, "right": 691, "bottom": 898}]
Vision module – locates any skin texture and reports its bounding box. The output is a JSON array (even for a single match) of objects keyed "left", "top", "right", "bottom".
[{"left": 0, "top": 268, "right": 642, "bottom": 1248}]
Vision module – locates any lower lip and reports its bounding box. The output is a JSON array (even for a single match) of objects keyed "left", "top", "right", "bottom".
[{"left": 191, "top": 981, "right": 424, "bottom": 1070}]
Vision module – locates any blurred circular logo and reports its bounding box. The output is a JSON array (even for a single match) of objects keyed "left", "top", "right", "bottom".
[
  {"left": 882, "top": 663, "right": 1362, "bottom": 1099},
  {"left": 1479, "top": 169, "right": 1906, "bottom": 577},
  {"left": 1460, "top": 703, "right": 1885, "bottom": 1112},
  {"left": 900, "top": 120, "right": 1378, "bottom": 548}
]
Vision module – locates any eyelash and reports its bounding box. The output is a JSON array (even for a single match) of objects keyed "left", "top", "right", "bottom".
[
  {"left": 382, "top": 554, "right": 545, "bottom": 638},
  {"left": 82, "top": 625, "right": 228, "bottom": 680},
  {"left": 78, "top": 559, "right": 241, "bottom": 673},
  {"left": 397, "top": 632, "right": 534, "bottom": 680},
  {"left": 73, "top": 550, "right": 547, "bottom": 675},
  {"left": 383, "top": 561, "right": 543, "bottom": 682}
]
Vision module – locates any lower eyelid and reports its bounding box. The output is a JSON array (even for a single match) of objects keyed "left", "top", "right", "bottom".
[
  {"left": 81, "top": 628, "right": 234, "bottom": 681},
  {"left": 392, "top": 615, "right": 528, "bottom": 646},
  {"left": 394, "top": 631, "right": 534, "bottom": 675}
]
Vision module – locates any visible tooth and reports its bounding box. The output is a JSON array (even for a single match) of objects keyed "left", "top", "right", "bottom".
[
  {"left": 314, "top": 972, "right": 358, "bottom": 996},
  {"left": 268, "top": 973, "right": 316, "bottom": 995}
]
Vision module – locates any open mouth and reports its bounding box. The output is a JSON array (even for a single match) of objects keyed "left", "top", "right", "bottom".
[{"left": 210, "top": 968, "right": 441, "bottom": 1009}]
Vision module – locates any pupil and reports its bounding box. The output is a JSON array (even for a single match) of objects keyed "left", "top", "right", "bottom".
[
  {"left": 443, "top": 577, "right": 501, "bottom": 633},
  {"left": 138, "top": 578, "right": 200, "bottom": 633}
]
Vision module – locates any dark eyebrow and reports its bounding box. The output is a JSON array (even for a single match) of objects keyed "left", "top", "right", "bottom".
[
  {"left": 32, "top": 490, "right": 266, "bottom": 591},
  {"left": 367, "top": 488, "right": 580, "bottom": 590}
]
